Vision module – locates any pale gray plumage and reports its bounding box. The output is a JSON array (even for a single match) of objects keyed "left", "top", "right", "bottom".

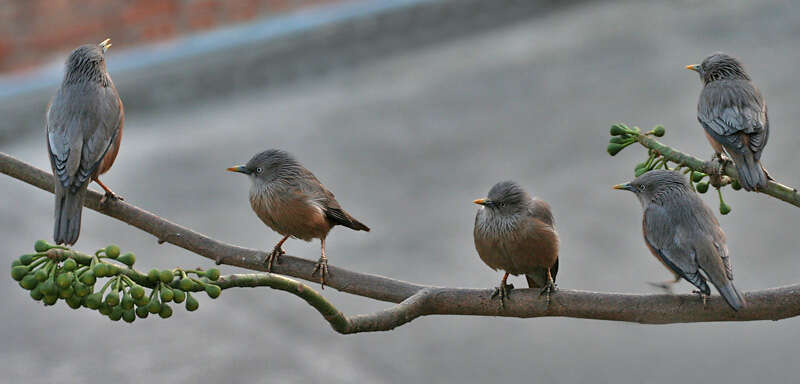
[
  {"left": 228, "top": 149, "right": 369, "bottom": 287},
  {"left": 689, "top": 52, "right": 769, "bottom": 191},
  {"left": 473, "top": 181, "right": 559, "bottom": 304},
  {"left": 47, "top": 40, "right": 123, "bottom": 245},
  {"left": 615, "top": 170, "right": 744, "bottom": 311}
]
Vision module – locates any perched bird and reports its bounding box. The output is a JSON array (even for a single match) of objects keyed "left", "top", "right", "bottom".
[
  {"left": 227, "top": 149, "right": 369, "bottom": 287},
  {"left": 614, "top": 170, "right": 745, "bottom": 311},
  {"left": 473, "top": 181, "right": 559, "bottom": 306},
  {"left": 687, "top": 52, "right": 769, "bottom": 191},
  {"left": 46, "top": 38, "right": 124, "bottom": 245}
]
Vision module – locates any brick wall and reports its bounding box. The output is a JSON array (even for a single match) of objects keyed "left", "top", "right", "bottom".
[{"left": 0, "top": 0, "right": 349, "bottom": 73}]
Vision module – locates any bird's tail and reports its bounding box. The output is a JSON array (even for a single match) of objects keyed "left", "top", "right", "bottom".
[
  {"left": 343, "top": 213, "right": 370, "bottom": 232},
  {"left": 731, "top": 151, "right": 767, "bottom": 191},
  {"left": 54, "top": 187, "right": 86, "bottom": 245},
  {"left": 715, "top": 281, "right": 746, "bottom": 312}
]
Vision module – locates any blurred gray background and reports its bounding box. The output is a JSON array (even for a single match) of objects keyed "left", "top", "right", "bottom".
[{"left": 1, "top": 0, "right": 800, "bottom": 382}]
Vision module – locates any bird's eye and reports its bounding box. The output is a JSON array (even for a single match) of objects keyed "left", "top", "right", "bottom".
[
  {"left": 498, "top": 202, "right": 505, "bottom": 207},
  {"left": 638, "top": 184, "right": 646, "bottom": 192},
  {"left": 256, "top": 167, "right": 263, "bottom": 174}
]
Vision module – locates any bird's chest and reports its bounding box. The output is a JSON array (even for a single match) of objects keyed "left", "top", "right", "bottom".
[
  {"left": 474, "top": 215, "right": 523, "bottom": 271},
  {"left": 249, "top": 188, "right": 330, "bottom": 241}
]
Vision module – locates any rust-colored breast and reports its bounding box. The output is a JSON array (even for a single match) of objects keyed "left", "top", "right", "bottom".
[
  {"left": 250, "top": 189, "right": 332, "bottom": 241},
  {"left": 95, "top": 106, "right": 124, "bottom": 177}
]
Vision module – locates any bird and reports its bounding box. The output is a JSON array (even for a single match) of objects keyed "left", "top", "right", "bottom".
[
  {"left": 46, "top": 38, "right": 124, "bottom": 245},
  {"left": 687, "top": 52, "right": 770, "bottom": 191},
  {"left": 227, "top": 149, "right": 369, "bottom": 288},
  {"left": 613, "top": 170, "right": 745, "bottom": 311},
  {"left": 473, "top": 181, "right": 559, "bottom": 306}
]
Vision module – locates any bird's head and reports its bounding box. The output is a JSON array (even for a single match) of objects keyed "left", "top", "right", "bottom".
[
  {"left": 227, "top": 149, "right": 302, "bottom": 185},
  {"left": 473, "top": 180, "right": 530, "bottom": 215},
  {"left": 64, "top": 38, "right": 112, "bottom": 84},
  {"left": 686, "top": 52, "right": 750, "bottom": 84},
  {"left": 614, "top": 170, "right": 690, "bottom": 207}
]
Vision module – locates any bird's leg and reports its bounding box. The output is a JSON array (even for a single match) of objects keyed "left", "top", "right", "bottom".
[
  {"left": 692, "top": 290, "right": 709, "bottom": 308},
  {"left": 539, "top": 268, "right": 557, "bottom": 305},
  {"left": 94, "top": 178, "right": 123, "bottom": 204},
  {"left": 264, "top": 235, "right": 290, "bottom": 272},
  {"left": 647, "top": 275, "right": 681, "bottom": 292},
  {"left": 490, "top": 272, "right": 514, "bottom": 309},
  {"left": 311, "top": 238, "right": 329, "bottom": 289}
]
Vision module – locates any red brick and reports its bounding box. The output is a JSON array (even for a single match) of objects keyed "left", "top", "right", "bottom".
[
  {"left": 121, "top": 0, "right": 179, "bottom": 25},
  {"left": 184, "top": 0, "right": 222, "bottom": 31},
  {"left": 138, "top": 20, "right": 177, "bottom": 42},
  {"left": 224, "top": 0, "right": 263, "bottom": 23}
]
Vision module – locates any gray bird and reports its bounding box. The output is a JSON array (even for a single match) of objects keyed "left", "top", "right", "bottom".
[
  {"left": 47, "top": 38, "right": 124, "bottom": 245},
  {"left": 473, "top": 181, "right": 559, "bottom": 306},
  {"left": 687, "top": 52, "right": 769, "bottom": 191},
  {"left": 227, "top": 149, "right": 369, "bottom": 287},
  {"left": 614, "top": 170, "right": 745, "bottom": 311}
]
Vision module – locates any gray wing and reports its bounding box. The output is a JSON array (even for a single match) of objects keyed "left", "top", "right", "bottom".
[
  {"left": 528, "top": 198, "right": 554, "bottom": 226},
  {"left": 643, "top": 205, "right": 709, "bottom": 293},
  {"left": 47, "top": 84, "right": 121, "bottom": 192},
  {"left": 297, "top": 168, "right": 356, "bottom": 227},
  {"left": 698, "top": 80, "right": 768, "bottom": 156}
]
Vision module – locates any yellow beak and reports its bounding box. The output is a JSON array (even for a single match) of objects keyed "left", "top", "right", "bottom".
[
  {"left": 98, "top": 38, "right": 112, "bottom": 52},
  {"left": 685, "top": 64, "right": 700, "bottom": 72},
  {"left": 473, "top": 198, "right": 487, "bottom": 205},
  {"left": 613, "top": 183, "right": 634, "bottom": 191},
  {"left": 226, "top": 165, "right": 251, "bottom": 174}
]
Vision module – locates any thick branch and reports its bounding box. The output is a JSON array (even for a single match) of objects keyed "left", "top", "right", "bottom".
[
  {"left": 636, "top": 134, "right": 800, "bottom": 208},
  {"left": 3, "top": 151, "right": 800, "bottom": 334}
]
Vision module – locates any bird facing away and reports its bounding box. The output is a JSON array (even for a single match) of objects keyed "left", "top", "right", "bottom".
[
  {"left": 614, "top": 170, "right": 745, "bottom": 311},
  {"left": 227, "top": 149, "right": 369, "bottom": 287},
  {"left": 687, "top": 52, "right": 769, "bottom": 191},
  {"left": 473, "top": 181, "right": 559, "bottom": 306},
  {"left": 46, "top": 38, "right": 124, "bottom": 245}
]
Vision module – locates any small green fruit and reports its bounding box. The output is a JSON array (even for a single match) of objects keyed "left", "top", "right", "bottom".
[
  {"left": 58, "top": 285, "right": 74, "bottom": 299},
  {"left": 30, "top": 286, "right": 43, "bottom": 301},
  {"left": 134, "top": 296, "right": 150, "bottom": 308},
  {"left": 11, "top": 265, "right": 28, "bottom": 281},
  {"left": 123, "top": 309, "right": 136, "bottom": 323},
  {"left": 147, "top": 298, "right": 161, "bottom": 314},
  {"left": 105, "top": 291, "right": 120, "bottom": 307},
  {"left": 148, "top": 269, "right": 160, "bottom": 282},
  {"left": 118, "top": 253, "right": 136, "bottom": 267},
  {"left": 92, "top": 263, "right": 107, "bottom": 278},
  {"left": 98, "top": 303, "right": 112, "bottom": 316},
  {"left": 34, "top": 240, "right": 51, "bottom": 253},
  {"left": 56, "top": 272, "right": 74, "bottom": 288},
  {"left": 159, "top": 270, "right": 174, "bottom": 284},
  {"left": 691, "top": 171, "right": 705, "bottom": 182},
  {"left": 205, "top": 269, "right": 220, "bottom": 281},
  {"left": 652, "top": 125, "right": 665, "bottom": 137},
  {"left": 186, "top": 294, "right": 199, "bottom": 312},
  {"left": 20, "top": 274, "right": 39, "bottom": 290},
  {"left": 66, "top": 295, "right": 82, "bottom": 309},
  {"left": 40, "top": 279, "right": 57, "bottom": 295},
  {"left": 85, "top": 293, "right": 103, "bottom": 309},
  {"left": 179, "top": 278, "right": 194, "bottom": 291},
  {"left": 62, "top": 258, "right": 77, "bottom": 272},
  {"left": 135, "top": 306, "right": 150, "bottom": 319},
  {"left": 105, "top": 245, "right": 121, "bottom": 259},
  {"left": 20, "top": 254, "right": 36, "bottom": 265},
  {"left": 609, "top": 136, "right": 628, "bottom": 145},
  {"left": 607, "top": 143, "right": 625, "bottom": 156},
  {"left": 160, "top": 286, "right": 174, "bottom": 303},
  {"left": 172, "top": 288, "right": 186, "bottom": 303},
  {"left": 11, "top": 260, "right": 21, "bottom": 268},
  {"left": 109, "top": 306, "right": 123, "bottom": 321},
  {"left": 42, "top": 294, "right": 58, "bottom": 306},
  {"left": 696, "top": 182, "right": 709, "bottom": 193},
  {"left": 73, "top": 282, "right": 91, "bottom": 297},
  {"left": 159, "top": 304, "right": 173, "bottom": 319},
  {"left": 720, "top": 202, "right": 732, "bottom": 215},
  {"left": 34, "top": 269, "right": 48, "bottom": 282},
  {"left": 731, "top": 180, "right": 742, "bottom": 191},
  {"left": 130, "top": 285, "right": 145, "bottom": 300},
  {"left": 79, "top": 270, "right": 96, "bottom": 285},
  {"left": 121, "top": 292, "right": 134, "bottom": 310},
  {"left": 610, "top": 124, "right": 627, "bottom": 136},
  {"left": 205, "top": 284, "right": 221, "bottom": 299}
]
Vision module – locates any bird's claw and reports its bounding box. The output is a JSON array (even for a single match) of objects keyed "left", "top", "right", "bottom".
[
  {"left": 692, "top": 290, "right": 709, "bottom": 308},
  {"left": 264, "top": 246, "right": 285, "bottom": 272},
  {"left": 491, "top": 283, "right": 514, "bottom": 309},
  {"left": 311, "top": 258, "right": 329, "bottom": 289},
  {"left": 539, "top": 281, "right": 557, "bottom": 306},
  {"left": 99, "top": 191, "right": 122, "bottom": 205}
]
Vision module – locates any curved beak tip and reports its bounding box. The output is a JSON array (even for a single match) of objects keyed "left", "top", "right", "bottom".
[
  {"left": 227, "top": 165, "right": 249, "bottom": 174},
  {"left": 613, "top": 183, "right": 631, "bottom": 191},
  {"left": 473, "top": 198, "right": 487, "bottom": 205},
  {"left": 99, "top": 38, "right": 112, "bottom": 52},
  {"left": 685, "top": 64, "right": 699, "bottom": 72}
]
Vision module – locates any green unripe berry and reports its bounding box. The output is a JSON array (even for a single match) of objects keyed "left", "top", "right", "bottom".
[
  {"left": 118, "top": 253, "right": 136, "bottom": 267},
  {"left": 696, "top": 182, "right": 709, "bottom": 193},
  {"left": 79, "top": 270, "right": 96, "bottom": 285},
  {"left": 73, "top": 282, "right": 91, "bottom": 297},
  {"left": 148, "top": 269, "right": 160, "bottom": 282},
  {"left": 159, "top": 270, "right": 174, "bottom": 284},
  {"left": 172, "top": 288, "right": 186, "bottom": 303},
  {"left": 20, "top": 254, "right": 36, "bottom": 265},
  {"left": 42, "top": 294, "right": 58, "bottom": 306},
  {"left": 130, "top": 285, "right": 145, "bottom": 300},
  {"left": 103, "top": 264, "right": 119, "bottom": 276},
  {"left": 11, "top": 265, "right": 28, "bottom": 281},
  {"left": 147, "top": 298, "right": 161, "bottom": 314},
  {"left": 609, "top": 136, "right": 628, "bottom": 145},
  {"left": 34, "top": 269, "right": 48, "bottom": 282},
  {"left": 92, "top": 263, "right": 107, "bottom": 278},
  {"left": 109, "top": 306, "right": 123, "bottom": 321},
  {"left": 205, "top": 269, "right": 220, "bottom": 281},
  {"left": 62, "top": 258, "right": 77, "bottom": 272},
  {"left": 11, "top": 259, "right": 21, "bottom": 268},
  {"left": 159, "top": 304, "right": 173, "bottom": 319},
  {"left": 41, "top": 279, "right": 58, "bottom": 296},
  {"left": 720, "top": 202, "right": 732, "bottom": 215},
  {"left": 121, "top": 292, "right": 134, "bottom": 310},
  {"left": 185, "top": 294, "right": 199, "bottom": 312},
  {"left": 691, "top": 171, "right": 705, "bottom": 183},
  {"left": 105, "top": 291, "right": 120, "bottom": 307},
  {"left": 58, "top": 285, "right": 74, "bottom": 299},
  {"left": 134, "top": 296, "right": 150, "bottom": 308},
  {"left": 135, "top": 306, "right": 150, "bottom": 319},
  {"left": 607, "top": 143, "right": 625, "bottom": 156},
  {"left": 56, "top": 272, "right": 73, "bottom": 288},
  {"left": 160, "top": 286, "right": 174, "bottom": 303},
  {"left": 652, "top": 125, "right": 665, "bottom": 137},
  {"left": 20, "top": 274, "right": 39, "bottom": 290},
  {"left": 123, "top": 309, "right": 136, "bottom": 323},
  {"left": 731, "top": 180, "right": 742, "bottom": 191},
  {"left": 104, "top": 245, "right": 121, "bottom": 259},
  {"left": 66, "top": 295, "right": 82, "bottom": 309},
  {"left": 610, "top": 124, "right": 627, "bottom": 136},
  {"left": 98, "top": 303, "right": 112, "bottom": 316},
  {"left": 179, "top": 278, "right": 194, "bottom": 291},
  {"left": 30, "top": 286, "right": 43, "bottom": 301},
  {"left": 85, "top": 293, "right": 103, "bottom": 309},
  {"left": 34, "top": 240, "right": 51, "bottom": 253},
  {"left": 205, "top": 284, "right": 221, "bottom": 299}
]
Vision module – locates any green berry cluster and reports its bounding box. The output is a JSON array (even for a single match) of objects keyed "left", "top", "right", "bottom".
[
  {"left": 607, "top": 124, "right": 664, "bottom": 157},
  {"left": 11, "top": 241, "right": 222, "bottom": 323}
]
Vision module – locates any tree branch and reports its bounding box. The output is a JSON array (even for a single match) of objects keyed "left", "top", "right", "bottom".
[{"left": 3, "top": 150, "right": 800, "bottom": 334}]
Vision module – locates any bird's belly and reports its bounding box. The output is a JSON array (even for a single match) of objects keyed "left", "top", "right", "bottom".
[{"left": 250, "top": 193, "right": 330, "bottom": 241}]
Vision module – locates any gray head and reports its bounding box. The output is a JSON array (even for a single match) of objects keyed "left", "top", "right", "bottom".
[
  {"left": 686, "top": 52, "right": 750, "bottom": 84},
  {"left": 473, "top": 181, "right": 532, "bottom": 215},
  {"left": 64, "top": 39, "right": 112, "bottom": 85},
  {"left": 227, "top": 149, "right": 305, "bottom": 185},
  {"left": 614, "top": 170, "right": 692, "bottom": 207}
]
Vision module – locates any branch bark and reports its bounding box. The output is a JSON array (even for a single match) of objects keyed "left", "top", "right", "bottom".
[{"left": 3, "top": 150, "right": 800, "bottom": 334}]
